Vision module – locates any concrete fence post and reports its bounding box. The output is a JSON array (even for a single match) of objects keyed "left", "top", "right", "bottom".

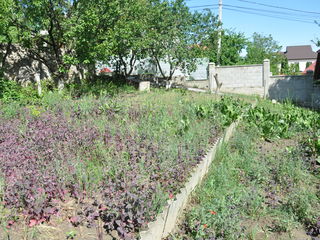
[
  {"left": 209, "top": 63, "right": 216, "bottom": 93},
  {"left": 34, "top": 73, "right": 42, "bottom": 96},
  {"left": 263, "top": 59, "right": 270, "bottom": 98}
]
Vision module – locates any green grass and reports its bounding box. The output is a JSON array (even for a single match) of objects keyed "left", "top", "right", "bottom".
[
  {"left": 171, "top": 100, "right": 320, "bottom": 240},
  {"left": 0, "top": 88, "right": 252, "bottom": 239}
]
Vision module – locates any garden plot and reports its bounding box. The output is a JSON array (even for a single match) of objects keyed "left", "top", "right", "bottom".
[
  {"left": 0, "top": 91, "right": 247, "bottom": 239},
  {"left": 169, "top": 100, "right": 320, "bottom": 240}
]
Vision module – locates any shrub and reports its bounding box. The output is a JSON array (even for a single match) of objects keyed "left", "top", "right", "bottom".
[{"left": 0, "top": 78, "right": 40, "bottom": 104}]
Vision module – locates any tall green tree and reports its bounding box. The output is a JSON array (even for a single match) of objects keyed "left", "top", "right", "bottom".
[
  {"left": 12, "top": 0, "right": 78, "bottom": 89},
  {"left": 148, "top": 0, "right": 201, "bottom": 80},
  {"left": 66, "top": 0, "right": 120, "bottom": 80},
  {"left": 219, "top": 31, "right": 247, "bottom": 65},
  {"left": 192, "top": 10, "right": 246, "bottom": 66},
  {"left": 312, "top": 20, "right": 320, "bottom": 47},
  {"left": 245, "top": 32, "right": 284, "bottom": 74},
  {"left": 0, "top": 0, "right": 17, "bottom": 75},
  {"left": 105, "top": 0, "right": 152, "bottom": 77}
]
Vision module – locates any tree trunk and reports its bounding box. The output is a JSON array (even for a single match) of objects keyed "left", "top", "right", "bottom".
[
  {"left": 154, "top": 56, "right": 166, "bottom": 80},
  {"left": 0, "top": 40, "right": 12, "bottom": 74},
  {"left": 127, "top": 54, "right": 136, "bottom": 76},
  {"left": 168, "top": 61, "right": 176, "bottom": 81}
]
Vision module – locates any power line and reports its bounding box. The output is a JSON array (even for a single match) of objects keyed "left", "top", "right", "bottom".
[
  {"left": 223, "top": 7, "right": 315, "bottom": 24},
  {"left": 223, "top": 4, "right": 320, "bottom": 20},
  {"left": 187, "top": 3, "right": 318, "bottom": 24},
  {"left": 189, "top": 3, "right": 319, "bottom": 20},
  {"left": 189, "top": 4, "right": 218, "bottom": 9},
  {"left": 234, "top": 0, "right": 320, "bottom": 16}
]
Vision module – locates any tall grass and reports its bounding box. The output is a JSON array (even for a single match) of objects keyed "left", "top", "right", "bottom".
[{"left": 173, "top": 101, "right": 320, "bottom": 239}]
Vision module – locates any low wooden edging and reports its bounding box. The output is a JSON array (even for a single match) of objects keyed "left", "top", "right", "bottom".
[{"left": 139, "top": 120, "right": 239, "bottom": 240}]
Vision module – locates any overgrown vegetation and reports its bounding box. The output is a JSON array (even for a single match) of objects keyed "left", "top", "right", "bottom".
[
  {"left": 0, "top": 0, "right": 290, "bottom": 92},
  {"left": 0, "top": 90, "right": 248, "bottom": 239},
  {"left": 0, "top": 76, "right": 135, "bottom": 105},
  {"left": 171, "top": 100, "right": 320, "bottom": 240}
]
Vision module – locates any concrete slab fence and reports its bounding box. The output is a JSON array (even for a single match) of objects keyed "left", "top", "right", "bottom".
[{"left": 184, "top": 60, "right": 319, "bottom": 108}]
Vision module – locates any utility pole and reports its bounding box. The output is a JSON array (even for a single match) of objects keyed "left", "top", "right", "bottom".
[{"left": 217, "top": 0, "right": 222, "bottom": 65}]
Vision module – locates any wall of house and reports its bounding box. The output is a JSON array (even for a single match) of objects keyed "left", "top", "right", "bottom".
[
  {"left": 288, "top": 59, "right": 316, "bottom": 72},
  {"left": 2, "top": 45, "right": 87, "bottom": 91},
  {"left": 99, "top": 58, "right": 209, "bottom": 80}
]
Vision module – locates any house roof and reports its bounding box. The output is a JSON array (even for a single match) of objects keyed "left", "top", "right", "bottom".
[
  {"left": 302, "top": 61, "right": 316, "bottom": 74},
  {"left": 100, "top": 67, "right": 112, "bottom": 73},
  {"left": 283, "top": 45, "right": 317, "bottom": 60}
]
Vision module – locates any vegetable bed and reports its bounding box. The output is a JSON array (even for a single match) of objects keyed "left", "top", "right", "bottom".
[
  {"left": 0, "top": 90, "right": 246, "bottom": 239},
  {"left": 170, "top": 100, "right": 320, "bottom": 240}
]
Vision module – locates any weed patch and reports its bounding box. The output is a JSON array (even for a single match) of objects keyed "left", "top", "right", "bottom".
[
  {"left": 0, "top": 91, "right": 248, "bottom": 239},
  {"left": 171, "top": 100, "right": 320, "bottom": 240}
]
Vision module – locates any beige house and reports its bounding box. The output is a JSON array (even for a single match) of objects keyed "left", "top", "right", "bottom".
[{"left": 282, "top": 45, "right": 317, "bottom": 72}]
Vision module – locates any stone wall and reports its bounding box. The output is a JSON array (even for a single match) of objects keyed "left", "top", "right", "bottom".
[
  {"left": 2, "top": 45, "right": 89, "bottom": 93},
  {"left": 183, "top": 80, "right": 209, "bottom": 89},
  {"left": 206, "top": 60, "right": 270, "bottom": 97},
  {"left": 182, "top": 60, "right": 320, "bottom": 108},
  {"left": 182, "top": 62, "right": 268, "bottom": 95},
  {"left": 2, "top": 45, "right": 51, "bottom": 86},
  {"left": 216, "top": 64, "right": 264, "bottom": 88},
  {"left": 268, "top": 73, "right": 320, "bottom": 107}
]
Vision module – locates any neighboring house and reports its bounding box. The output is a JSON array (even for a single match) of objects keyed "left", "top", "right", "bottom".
[{"left": 282, "top": 45, "right": 317, "bottom": 72}]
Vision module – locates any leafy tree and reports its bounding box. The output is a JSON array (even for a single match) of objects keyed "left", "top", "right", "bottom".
[
  {"left": 12, "top": 0, "right": 112, "bottom": 89},
  {"left": 66, "top": 0, "right": 121, "bottom": 80},
  {"left": 104, "top": 0, "right": 152, "bottom": 77},
  {"left": 313, "top": 39, "right": 320, "bottom": 47},
  {"left": 192, "top": 10, "right": 246, "bottom": 66},
  {"left": 245, "top": 32, "right": 283, "bottom": 75},
  {"left": 0, "top": 0, "right": 17, "bottom": 75},
  {"left": 190, "top": 10, "right": 218, "bottom": 59},
  {"left": 219, "top": 31, "right": 247, "bottom": 65},
  {"left": 313, "top": 21, "right": 320, "bottom": 47},
  {"left": 306, "top": 62, "right": 312, "bottom": 68},
  {"left": 280, "top": 58, "right": 300, "bottom": 75},
  {"left": 11, "top": 0, "right": 78, "bottom": 89},
  {"left": 148, "top": 0, "right": 201, "bottom": 80}
]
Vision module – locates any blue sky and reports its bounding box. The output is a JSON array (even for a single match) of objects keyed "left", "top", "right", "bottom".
[{"left": 186, "top": 0, "right": 320, "bottom": 52}]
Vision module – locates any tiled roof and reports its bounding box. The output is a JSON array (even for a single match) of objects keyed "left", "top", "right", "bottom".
[
  {"left": 283, "top": 45, "right": 317, "bottom": 60},
  {"left": 302, "top": 61, "right": 316, "bottom": 74},
  {"left": 100, "top": 67, "right": 112, "bottom": 73}
]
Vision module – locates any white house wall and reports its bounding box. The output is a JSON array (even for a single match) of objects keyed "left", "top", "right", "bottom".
[
  {"left": 288, "top": 59, "right": 316, "bottom": 72},
  {"left": 97, "top": 58, "right": 209, "bottom": 80}
]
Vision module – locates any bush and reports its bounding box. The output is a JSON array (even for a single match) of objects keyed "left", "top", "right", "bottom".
[
  {"left": 0, "top": 78, "right": 40, "bottom": 104},
  {"left": 65, "top": 76, "right": 135, "bottom": 98},
  {"left": 0, "top": 78, "right": 22, "bottom": 102}
]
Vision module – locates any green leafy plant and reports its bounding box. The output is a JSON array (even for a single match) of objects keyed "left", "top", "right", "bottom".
[
  {"left": 246, "top": 102, "right": 318, "bottom": 140},
  {"left": 0, "top": 78, "right": 21, "bottom": 102},
  {"left": 66, "top": 231, "right": 77, "bottom": 239}
]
